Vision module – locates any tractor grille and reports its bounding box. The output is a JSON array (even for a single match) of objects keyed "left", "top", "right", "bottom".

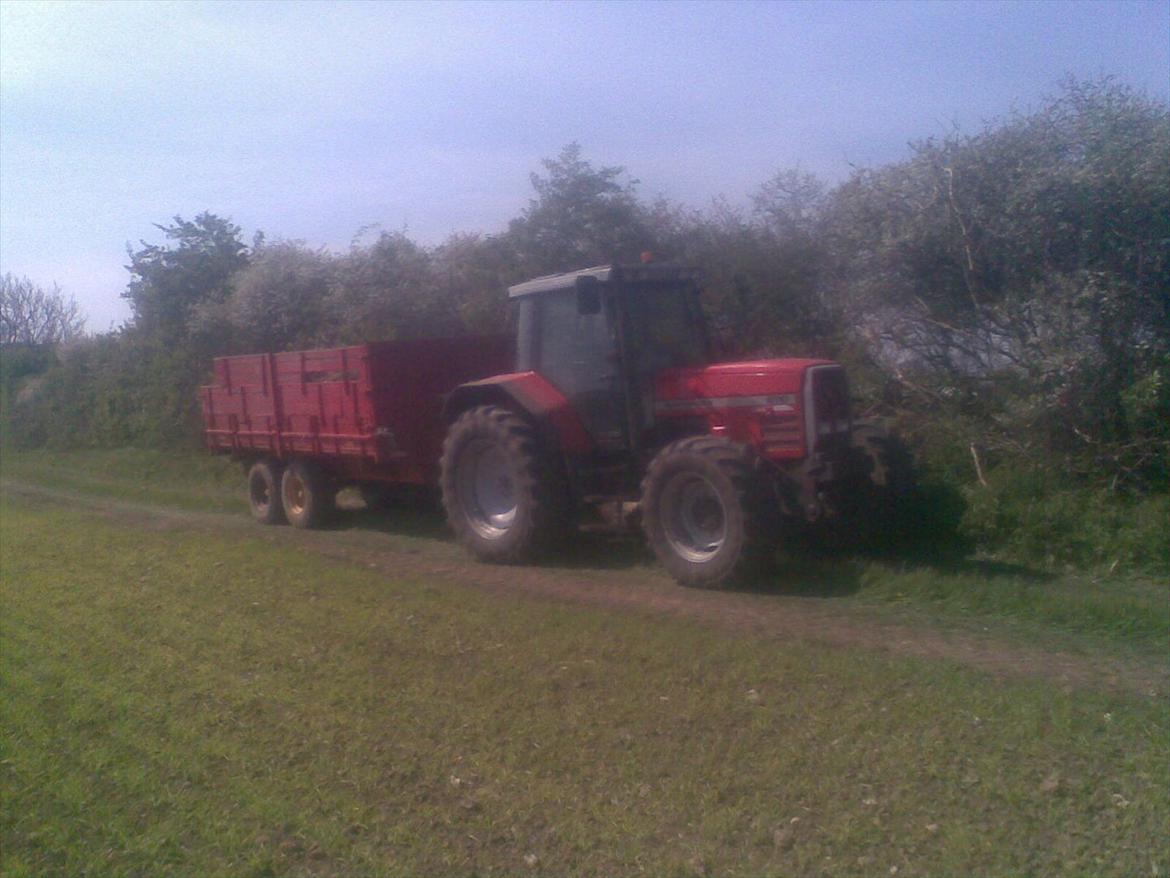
[
  {"left": 760, "top": 411, "right": 803, "bottom": 450},
  {"left": 805, "top": 366, "right": 851, "bottom": 453}
]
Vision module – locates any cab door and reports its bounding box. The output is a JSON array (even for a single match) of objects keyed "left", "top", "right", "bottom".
[{"left": 526, "top": 288, "right": 628, "bottom": 449}]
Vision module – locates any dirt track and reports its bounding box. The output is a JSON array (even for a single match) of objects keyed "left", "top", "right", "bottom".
[{"left": 4, "top": 478, "right": 1166, "bottom": 698}]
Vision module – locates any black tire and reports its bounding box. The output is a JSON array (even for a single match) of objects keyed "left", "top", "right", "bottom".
[
  {"left": 641, "top": 437, "right": 776, "bottom": 588},
  {"left": 247, "top": 459, "right": 286, "bottom": 525},
  {"left": 281, "top": 459, "right": 335, "bottom": 529},
  {"left": 440, "top": 405, "right": 568, "bottom": 563}
]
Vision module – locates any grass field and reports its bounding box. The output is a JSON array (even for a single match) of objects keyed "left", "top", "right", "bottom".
[
  {"left": 2, "top": 460, "right": 1168, "bottom": 876},
  {"left": 4, "top": 448, "right": 1167, "bottom": 656},
  {"left": 1, "top": 448, "right": 246, "bottom": 514}
]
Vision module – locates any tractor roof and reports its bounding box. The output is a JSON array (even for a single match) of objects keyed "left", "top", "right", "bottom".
[{"left": 507, "top": 263, "right": 698, "bottom": 298}]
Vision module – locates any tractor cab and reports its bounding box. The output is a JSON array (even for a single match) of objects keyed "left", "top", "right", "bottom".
[{"left": 508, "top": 263, "right": 710, "bottom": 454}]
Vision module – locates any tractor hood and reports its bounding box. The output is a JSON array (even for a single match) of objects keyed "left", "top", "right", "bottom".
[
  {"left": 654, "top": 358, "right": 836, "bottom": 409},
  {"left": 653, "top": 358, "right": 849, "bottom": 461}
]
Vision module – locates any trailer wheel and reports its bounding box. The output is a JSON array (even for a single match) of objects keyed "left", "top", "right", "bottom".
[
  {"left": 281, "top": 459, "right": 335, "bottom": 529},
  {"left": 440, "top": 405, "right": 567, "bottom": 563},
  {"left": 641, "top": 437, "right": 775, "bottom": 588},
  {"left": 247, "top": 460, "right": 286, "bottom": 525}
]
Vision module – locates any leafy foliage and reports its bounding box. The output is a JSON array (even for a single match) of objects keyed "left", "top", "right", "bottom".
[
  {"left": 821, "top": 78, "right": 1170, "bottom": 489},
  {"left": 122, "top": 213, "right": 250, "bottom": 343},
  {"left": 962, "top": 467, "right": 1170, "bottom": 571},
  {"left": 655, "top": 191, "right": 838, "bottom": 358},
  {"left": 509, "top": 143, "right": 658, "bottom": 274},
  {"left": 194, "top": 239, "right": 332, "bottom": 353},
  {"left": 327, "top": 231, "right": 455, "bottom": 342}
]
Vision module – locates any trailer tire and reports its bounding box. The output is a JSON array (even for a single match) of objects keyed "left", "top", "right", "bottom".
[
  {"left": 247, "top": 459, "right": 286, "bottom": 525},
  {"left": 440, "top": 405, "right": 567, "bottom": 563},
  {"left": 642, "top": 437, "right": 776, "bottom": 588},
  {"left": 281, "top": 459, "right": 335, "bottom": 529}
]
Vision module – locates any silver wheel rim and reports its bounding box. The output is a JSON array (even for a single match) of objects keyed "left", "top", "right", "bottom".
[
  {"left": 456, "top": 440, "right": 517, "bottom": 540},
  {"left": 284, "top": 473, "right": 307, "bottom": 516},
  {"left": 661, "top": 471, "right": 726, "bottom": 563}
]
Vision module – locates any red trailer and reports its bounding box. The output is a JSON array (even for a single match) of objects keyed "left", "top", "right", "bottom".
[{"left": 201, "top": 335, "right": 511, "bottom": 524}]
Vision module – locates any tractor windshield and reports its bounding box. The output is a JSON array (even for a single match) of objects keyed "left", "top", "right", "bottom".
[{"left": 623, "top": 283, "right": 708, "bottom": 374}]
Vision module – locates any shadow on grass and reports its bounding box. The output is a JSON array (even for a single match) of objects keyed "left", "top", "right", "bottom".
[
  {"left": 726, "top": 550, "right": 1056, "bottom": 600},
  {"left": 322, "top": 494, "right": 1055, "bottom": 600},
  {"left": 551, "top": 528, "right": 656, "bottom": 572},
  {"left": 335, "top": 506, "right": 451, "bottom": 540},
  {"left": 734, "top": 559, "right": 865, "bottom": 598},
  {"left": 330, "top": 493, "right": 656, "bottom": 571},
  {"left": 323, "top": 489, "right": 450, "bottom": 540}
]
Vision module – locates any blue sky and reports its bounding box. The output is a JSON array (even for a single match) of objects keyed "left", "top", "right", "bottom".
[{"left": 1, "top": 0, "right": 1167, "bottom": 331}]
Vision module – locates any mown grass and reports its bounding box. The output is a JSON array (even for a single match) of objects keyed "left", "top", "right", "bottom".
[
  {"left": 2, "top": 493, "right": 1168, "bottom": 877},
  {"left": 0, "top": 447, "right": 245, "bottom": 513},
  {"left": 849, "top": 562, "right": 1169, "bottom": 653},
  {"left": 2, "top": 448, "right": 1168, "bottom": 655}
]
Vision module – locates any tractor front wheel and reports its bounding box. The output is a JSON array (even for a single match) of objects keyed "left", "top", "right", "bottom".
[
  {"left": 440, "top": 405, "right": 567, "bottom": 563},
  {"left": 642, "top": 437, "right": 775, "bottom": 588}
]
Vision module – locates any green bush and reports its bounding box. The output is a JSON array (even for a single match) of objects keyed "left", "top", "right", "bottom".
[
  {"left": 962, "top": 466, "right": 1169, "bottom": 572},
  {"left": 2, "top": 334, "right": 208, "bottom": 452}
]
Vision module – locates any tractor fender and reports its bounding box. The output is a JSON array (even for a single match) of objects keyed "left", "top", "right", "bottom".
[{"left": 442, "top": 372, "right": 593, "bottom": 455}]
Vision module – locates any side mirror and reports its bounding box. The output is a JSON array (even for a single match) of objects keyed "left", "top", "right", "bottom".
[{"left": 575, "top": 276, "right": 601, "bottom": 315}]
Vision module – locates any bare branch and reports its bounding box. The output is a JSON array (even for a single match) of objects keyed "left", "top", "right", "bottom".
[{"left": 0, "top": 273, "right": 86, "bottom": 345}]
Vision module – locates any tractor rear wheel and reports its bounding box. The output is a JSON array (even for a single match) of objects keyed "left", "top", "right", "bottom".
[
  {"left": 281, "top": 459, "right": 335, "bottom": 529},
  {"left": 247, "top": 459, "right": 286, "bottom": 525},
  {"left": 641, "top": 437, "right": 776, "bottom": 588},
  {"left": 440, "top": 405, "right": 567, "bottom": 563}
]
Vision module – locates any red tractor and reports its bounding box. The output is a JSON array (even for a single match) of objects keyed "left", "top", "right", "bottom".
[
  {"left": 203, "top": 262, "right": 886, "bottom": 587},
  {"left": 437, "top": 262, "right": 859, "bottom": 586}
]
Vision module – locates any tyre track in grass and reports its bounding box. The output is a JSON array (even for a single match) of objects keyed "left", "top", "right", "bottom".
[{"left": 3, "top": 478, "right": 1165, "bottom": 698}]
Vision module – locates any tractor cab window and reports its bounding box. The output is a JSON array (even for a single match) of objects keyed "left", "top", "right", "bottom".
[
  {"left": 532, "top": 289, "right": 625, "bottom": 446},
  {"left": 622, "top": 283, "right": 708, "bottom": 375}
]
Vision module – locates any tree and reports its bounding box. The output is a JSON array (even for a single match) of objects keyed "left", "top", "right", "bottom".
[
  {"left": 123, "top": 213, "right": 249, "bottom": 341},
  {"left": 431, "top": 232, "right": 523, "bottom": 334},
  {"left": 0, "top": 273, "right": 85, "bottom": 345},
  {"left": 752, "top": 168, "right": 826, "bottom": 241},
  {"left": 822, "top": 77, "right": 1170, "bottom": 487},
  {"left": 508, "top": 144, "right": 658, "bottom": 273},
  {"left": 651, "top": 176, "right": 838, "bottom": 360},
  {"left": 194, "top": 240, "right": 334, "bottom": 352},
  {"left": 327, "top": 231, "right": 448, "bottom": 343}
]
